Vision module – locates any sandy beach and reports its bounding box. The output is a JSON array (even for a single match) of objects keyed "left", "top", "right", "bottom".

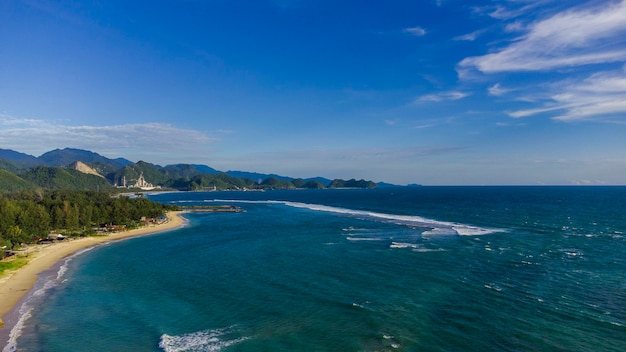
[{"left": 0, "top": 211, "right": 186, "bottom": 328}]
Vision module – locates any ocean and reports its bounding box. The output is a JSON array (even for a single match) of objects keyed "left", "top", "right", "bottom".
[{"left": 4, "top": 186, "right": 626, "bottom": 351}]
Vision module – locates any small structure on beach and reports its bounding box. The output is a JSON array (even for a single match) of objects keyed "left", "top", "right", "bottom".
[{"left": 47, "top": 233, "right": 66, "bottom": 241}]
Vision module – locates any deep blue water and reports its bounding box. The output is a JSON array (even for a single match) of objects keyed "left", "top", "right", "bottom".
[{"left": 4, "top": 187, "right": 626, "bottom": 351}]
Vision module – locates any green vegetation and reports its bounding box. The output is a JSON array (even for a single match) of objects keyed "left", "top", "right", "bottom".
[
  {"left": 0, "top": 258, "right": 28, "bottom": 276},
  {"left": 0, "top": 190, "right": 177, "bottom": 253},
  {"left": 21, "top": 166, "right": 113, "bottom": 191},
  {"left": 328, "top": 178, "right": 378, "bottom": 188},
  {"left": 303, "top": 180, "right": 326, "bottom": 189},
  {"left": 0, "top": 170, "right": 36, "bottom": 192},
  {"left": 260, "top": 177, "right": 296, "bottom": 189}
]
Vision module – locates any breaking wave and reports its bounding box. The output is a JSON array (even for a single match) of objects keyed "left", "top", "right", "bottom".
[
  {"left": 212, "top": 199, "right": 504, "bottom": 236},
  {"left": 159, "top": 326, "right": 248, "bottom": 352}
]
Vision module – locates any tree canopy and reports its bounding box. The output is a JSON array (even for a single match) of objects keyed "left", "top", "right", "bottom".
[{"left": 0, "top": 190, "right": 177, "bottom": 251}]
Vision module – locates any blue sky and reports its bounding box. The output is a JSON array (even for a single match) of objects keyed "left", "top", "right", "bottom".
[{"left": 2, "top": 0, "right": 626, "bottom": 185}]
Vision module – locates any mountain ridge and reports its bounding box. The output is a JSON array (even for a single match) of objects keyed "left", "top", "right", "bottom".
[{"left": 0, "top": 147, "right": 392, "bottom": 191}]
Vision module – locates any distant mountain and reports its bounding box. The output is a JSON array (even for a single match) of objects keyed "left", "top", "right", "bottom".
[
  {"left": 0, "top": 147, "right": 392, "bottom": 192},
  {"left": 261, "top": 177, "right": 296, "bottom": 189},
  {"left": 222, "top": 171, "right": 332, "bottom": 186},
  {"left": 302, "top": 179, "right": 326, "bottom": 189},
  {"left": 190, "top": 164, "right": 220, "bottom": 174},
  {"left": 166, "top": 173, "right": 255, "bottom": 191},
  {"left": 38, "top": 148, "right": 132, "bottom": 169},
  {"left": 0, "top": 148, "right": 39, "bottom": 167},
  {"left": 328, "top": 178, "right": 377, "bottom": 188},
  {"left": 111, "top": 161, "right": 166, "bottom": 187},
  {"left": 111, "top": 161, "right": 217, "bottom": 187},
  {"left": 303, "top": 176, "right": 333, "bottom": 185},
  {"left": 163, "top": 164, "right": 203, "bottom": 179},
  {"left": 225, "top": 170, "right": 293, "bottom": 183}
]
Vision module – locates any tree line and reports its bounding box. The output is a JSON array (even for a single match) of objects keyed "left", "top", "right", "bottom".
[{"left": 0, "top": 190, "right": 177, "bottom": 251}]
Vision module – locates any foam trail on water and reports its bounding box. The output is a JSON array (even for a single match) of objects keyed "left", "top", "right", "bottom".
[
  {"left": 159, "top": 327, "right": 248, "bottom": 352},
  {"left": 212, "top": 199, "right": 504, "bottom": 236}
]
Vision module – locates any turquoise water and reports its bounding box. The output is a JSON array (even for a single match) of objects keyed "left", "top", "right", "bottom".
[{"left": 4, "top": 187, "right": 626, "bottom": 351}]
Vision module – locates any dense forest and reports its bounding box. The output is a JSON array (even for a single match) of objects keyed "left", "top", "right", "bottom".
[{"left": 0, "top": 190, "right": 177, "bottom": 252}]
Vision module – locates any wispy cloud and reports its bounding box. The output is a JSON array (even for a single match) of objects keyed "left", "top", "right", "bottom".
[
  {"left": 508, "top": 66, "right": 626, "bottom": 121},
  {"left": 453, "top": 29, "right": 485, "bottom": 41},
  {"left": 507, "top": 105, "right": 563, "bottom": 119},
  {"left": 415, "top": 91, "right": 469, "bottom": 103},
  {"left": 487, "top": 4, "right": 533, "bottom": 20},
  {"left": 413, "top": 123, "right": 435, "bottom": 129},
  {"left": 459, "top": 1, "right": 626, "bottom": 73},
  {"left": 488, "top": 83, "right": 511, "bottom": 96},
  {"left": 403, "top": 26, "right": 427, "bottom": 37},
  {"left": 475, "top": 0, "right": 554, "bottom": 21},
  {"left": 504, "top": 21, "right": 525, "bottom": 32},
  {"left": 0, "top": 115, "right": 216, "bottom": 163}
]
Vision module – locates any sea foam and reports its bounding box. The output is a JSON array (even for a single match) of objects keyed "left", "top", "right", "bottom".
[
  {"left": 212, "top": 199, "right": 503, "bottom": 236},
  {"left": 159, "top": 327, "right": 248, "bottom": 352}
]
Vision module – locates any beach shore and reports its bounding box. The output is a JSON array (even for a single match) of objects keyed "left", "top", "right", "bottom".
[{"left": 0, "top": 211, "right": 186, "bottom": 327}]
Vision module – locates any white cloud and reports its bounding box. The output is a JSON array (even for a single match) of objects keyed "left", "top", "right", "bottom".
[
  {"left": 403, "top": 26, "right": 426, "bottom": 37},
  {"left": 507, "top": 105, "right": 563, "bottom": 119},
  {"left": 0, "top": 115, "right": 216, "bottom": 163},
  {"left": 488, "top": 5, "right": 521, "bottom": 20},
  {"left": 459, "top": 1, "right": 626, "bottom": 73},
  {"left": 472, "top": 2, "right": 543, "bottom": 21},
  {"left": 504, "top": 21, "right": 525, "bottom": 32},
  {"left": 488, "top": 83, "right": 510, "bottom": 96},
  {"left": 453, "top": 29, "right": 485, "bottom": 41},
  {"left": 508, "top": 66, "right": 626, "bottom": 121},
  {"left": 415, "top": 91, "right": 469, "bottom": 103}
]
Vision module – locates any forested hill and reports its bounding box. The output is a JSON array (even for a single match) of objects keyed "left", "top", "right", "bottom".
[{"left": 0, "top": 147, "right": 382, "bottom": 192}]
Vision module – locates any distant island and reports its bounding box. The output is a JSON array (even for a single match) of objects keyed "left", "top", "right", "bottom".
[{"left": 0, "top": 147, "right": 383, "bottom": 192}]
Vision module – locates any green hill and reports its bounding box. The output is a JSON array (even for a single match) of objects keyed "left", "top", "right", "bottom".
[
  {"left": 167, "top": 173, "right": 256, "bottom": 191},
  {"left": 0, "top": 159, "right": 22, "bottom": 174},
  {"left": 20, "top": 166, "right": 112, "bottom": 191},
  {"left": 0, "top": 170, "right": 36, "bottom": 192},
  {"left": 260, "top": 177, "right": 296, "bottom": 189},
  {"left": 328, "top": 178, "right": 377, "bottom": 188}
]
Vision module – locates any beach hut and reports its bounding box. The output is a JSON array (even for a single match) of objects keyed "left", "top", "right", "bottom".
[{"left": 47, "top": 233, "right": 66, "bottom": 241}]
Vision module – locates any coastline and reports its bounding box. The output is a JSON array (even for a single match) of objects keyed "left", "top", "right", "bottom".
[{"left": 0, "top": 211, "right": 187, "bottom": 329}]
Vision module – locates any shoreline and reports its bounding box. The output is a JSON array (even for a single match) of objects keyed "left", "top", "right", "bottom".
[{"left": 0, "top": 211, "right": 187, "bottom": 331}]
